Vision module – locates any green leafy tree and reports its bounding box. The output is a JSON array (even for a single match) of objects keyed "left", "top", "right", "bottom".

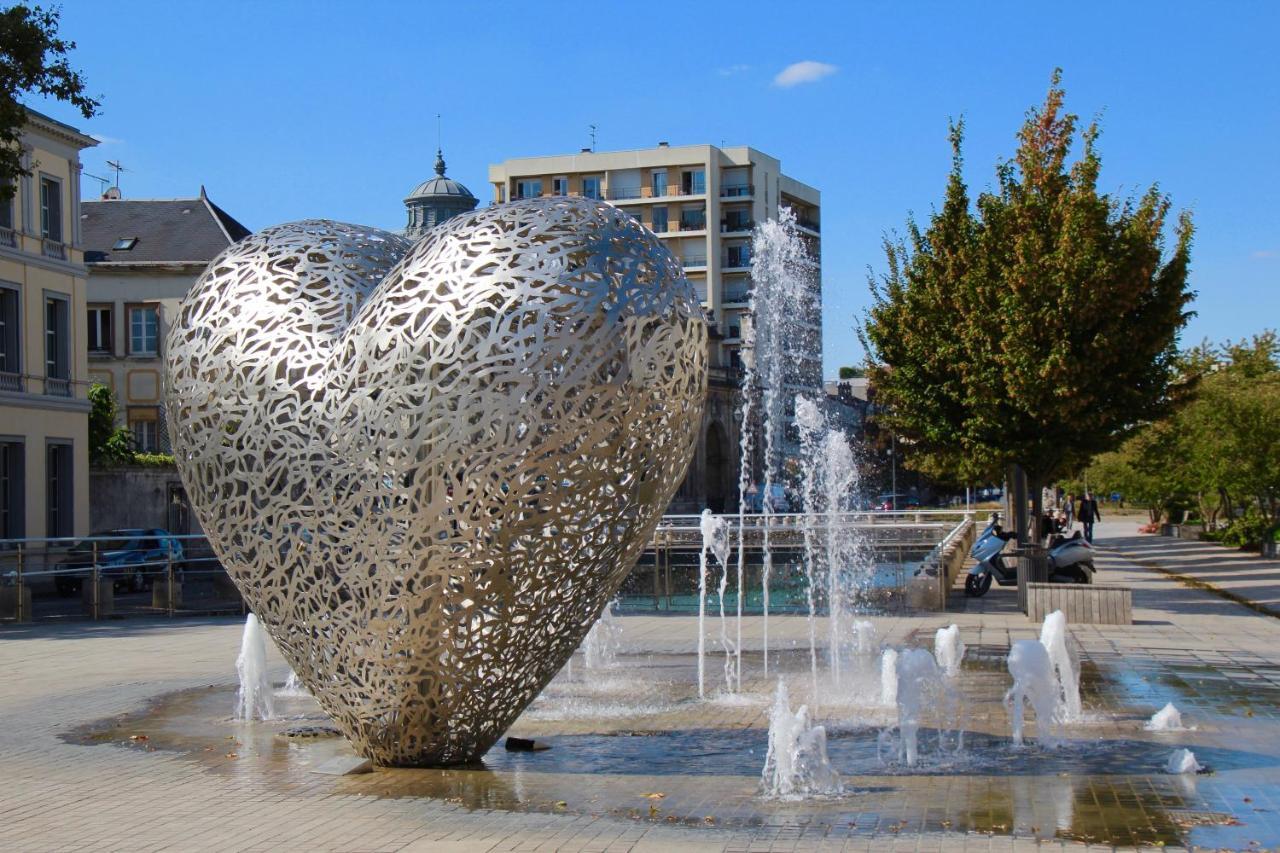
[
  {"left": 0, "top": 4, "right": 99, "bottom": 199},
  {"left": 88, "top": 382, "right": 134, "bottom": 465},
  {"left": 862, "top": 70, "right": 1194, "bottom": 540}
]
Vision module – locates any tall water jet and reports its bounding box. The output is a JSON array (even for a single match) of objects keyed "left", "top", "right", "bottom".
[
  {"left": 895, "top": 648, "right": 943, "bottom": 766},
  {"left": 277, "top": 668, "right": 309, "bottom": 698},
  {"left": 235, "top": 613, "right": 274, "bottom": 721},
  {"left": 821, "top": 430, "right": 859, "bottom": 683},
  {"left": 1006, "top": 639, "right": 1058, "bottom": 748},
  {"left": 795, "top": 396, "right": 826, "bottom": 704},
  {"left": 1039, "top": 610, "right": 1081, "bottom": 722},
  {"left": 581, "top": 599, "right": 622, "bottom": 670},
  {"left": 698, "top": 509, "right": 731, "bottom": 698},
  {"left": 934, "top": 624, "right": 966, "bottom": 678},
  {"left": 879, "top": 647, "right": 899, "bottom": 707},
  {"left": 761, "top": 680, "right": 841, "bottom": 798},
  {"left": 736, "top": 207, "right": 819, "bottom": 682}
]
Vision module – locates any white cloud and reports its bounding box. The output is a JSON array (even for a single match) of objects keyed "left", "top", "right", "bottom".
[
  {"left": 717, "top": 64, "right": 750, "bottom": 77},
  {"left": 1252, "top": 249, "right": 1276, "bottom": 259},
  {"left": 90, "top": 133, "right": 124, "bottom": 145},
  {"left": 773, "top": 60, "right": 838, "bottom": 88}
]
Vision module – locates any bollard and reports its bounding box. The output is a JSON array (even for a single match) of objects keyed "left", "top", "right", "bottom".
[
  {"left": 16, "top": 542, "right": 24, "bottom": 624},
  {"left": 166, "top": 550, "right": 175, "bottom": 617}
]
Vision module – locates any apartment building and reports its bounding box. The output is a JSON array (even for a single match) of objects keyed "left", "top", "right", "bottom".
[
  {"left": 488, "top": 143, "right": 821, "bottom": 511},
  {"left": 81, "top": 187, "right": 250, "bottom": 452},
  {"left": 0, "top": 109, "right": 97, "bottom": 540}
]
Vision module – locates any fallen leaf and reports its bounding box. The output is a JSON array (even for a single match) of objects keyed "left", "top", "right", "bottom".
[
  {"left": 643, "top": 792, "right": 666, "bottom": 800},
  {"left": 128, "top": 734, "right": 148, "bottom": 741}
]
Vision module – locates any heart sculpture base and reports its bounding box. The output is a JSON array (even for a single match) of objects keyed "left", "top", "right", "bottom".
[{"left": 165, "top": 198, "right": 707, "bottom": 765}]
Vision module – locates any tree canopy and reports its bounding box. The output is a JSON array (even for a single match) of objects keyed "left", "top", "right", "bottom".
[
  {"left": 861, "top": 70, "right": 1194, "bottom": 521},
  {"left": 0, "top": 3, "right": 99, "bottom": 198}
]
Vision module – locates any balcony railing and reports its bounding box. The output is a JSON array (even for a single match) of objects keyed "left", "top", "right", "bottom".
[
  {"left": 42, "top": 239, "right": 66, "bottom": 260},
  {"left": 682, "top": 255, "right": 707, "bottom": 269},
  {"left": 721, "top": 220, "right": 754, "bottom": 233},
  {"left": 650, "top": 220, "right": 670, "bottom": 234},
  {"left": 679, "top": 217, "right": 707, "bottom": 232},
  {"left": 0, "top": 371, "right": 23, "bottom": 393},
  {"left": 0, "top": 227, "right": 16, "bottom": 248},
  {"left": 723, "top": 286, "right": 752, "bottom": 304},
  {"left": 45, "top": 376, "right": 71, "bottom": 397},
  {"left": 721, "top": 184, "right": 753, "bottom": 198},
  {"left": 723, "top": 253, "right": 752, "bottom": 269},
  {"left": 797, "top": 218, "right": 821, "bottom": 233},
  {"left": 606, "top": 186, "right": 644, "bottom": 200},
  {"left": 708, "top": 365, "right": 746, "bottom": 387}
]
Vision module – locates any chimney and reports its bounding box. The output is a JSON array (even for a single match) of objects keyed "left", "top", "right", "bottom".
[
  {"left": 658, "top": 141, "right": 669, "bottom": 147},
  {"left": 102, "top": 186, "right": 121, "bottom": 200}
]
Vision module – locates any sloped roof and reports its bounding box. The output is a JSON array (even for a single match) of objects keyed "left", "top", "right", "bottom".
[{"left": 82, "top": 189, "right": 250, "bottom": 264}]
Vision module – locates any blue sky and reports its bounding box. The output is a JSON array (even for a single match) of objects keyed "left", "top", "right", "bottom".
[{"left": 34, "top": 0, "right": 1279, "bottom": 375}]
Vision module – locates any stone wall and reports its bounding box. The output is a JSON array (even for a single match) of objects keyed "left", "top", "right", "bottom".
[{"left": 88, "top": 466, "right": 201, "bottom": 535}]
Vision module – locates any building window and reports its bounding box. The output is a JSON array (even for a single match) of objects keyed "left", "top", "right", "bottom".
[
  {"left": 129, "top": 305, "right": 158, "bottom": 356},
  {"left": 0, "top": 439, "right": 23, "bottom": 538},
  {"left": 651, "top": 207, "right": 668, "bottom": 234},
  {"left": 515, "top": 179, "right": 542, "bottom": 200},
  {"left": 40, "top": 176, "right": 62, "bottom": 242},
  {"left": 552, "top": 177, "right": 568, "bottom": 196},
  {"left": 0, "top": 286, "right": 18, "bottom": 390},
  {"left": 581, "top": 176, "right": 602, "bottom": 200},
  {"left": 129, "top": 407, "right": 159, "bottom": 452},
  {"left": 44, "top": 294, "right": 69, "bottom": 394},
  {"left": 679, "top": 206, "right": 706, "bottom": 231},
  {"left": 651, "top": 169, "right": 667, "bottom": 197},
  {"left": 87, "top": 305, "right": 112, "bottom": 355},
  {"left": 681, "top": 169, "right": 706, "bottom": 195},
  {"left": 46, "top": 441, "right": 72, "bottom": 538},
  {"left": 0, "top": 192, "right": 12, "bottom": 231}
]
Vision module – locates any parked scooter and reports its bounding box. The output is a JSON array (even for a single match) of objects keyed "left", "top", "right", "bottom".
[{"left": 964, "top": 512, "right": 1096, "bottom": 597}]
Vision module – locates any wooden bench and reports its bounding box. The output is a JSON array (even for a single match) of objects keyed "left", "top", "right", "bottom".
[{"left": 1027, "top": 582, "right": 1132, "bottom": 625}]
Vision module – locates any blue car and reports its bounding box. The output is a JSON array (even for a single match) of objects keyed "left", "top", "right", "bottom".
[{"left": 54, "top": 528, "right": 185, "bottom": 597}]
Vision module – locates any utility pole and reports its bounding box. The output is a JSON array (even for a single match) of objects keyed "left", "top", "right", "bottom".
[{"left": 588, "top": 124, "right": 597, "bottom": 152}]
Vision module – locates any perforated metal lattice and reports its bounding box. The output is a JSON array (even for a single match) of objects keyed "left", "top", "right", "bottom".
[{"left": 165, "top": 197, "right": 707, "bottom": 765}]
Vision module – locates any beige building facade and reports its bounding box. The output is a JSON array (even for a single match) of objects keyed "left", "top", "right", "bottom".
[
  {"left": 81, "top": 189, "right": 249, "bottom": 452},
  {"left": 488, "top": 143, "right": 821, "bottom": 511},
  {"left": 0, "top": 110, "right": 97, "bottom": 540}
]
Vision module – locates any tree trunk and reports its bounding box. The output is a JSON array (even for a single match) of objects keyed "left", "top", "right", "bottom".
[
  {"left": 1012, "top": 464, "right": 1030, "bottom": 546},
  {"left": 1028, "top": 472, "right": 1044, "bottom": 545}
]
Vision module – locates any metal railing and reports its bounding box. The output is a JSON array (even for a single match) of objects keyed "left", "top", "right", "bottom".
[
  {"left": 678, "top": 217, "right": 707, "bottom": 231},
  {"left": 682, "top": 255, "right": 707, "bottom": 268},
  {"left": 721, "top": 184, "right": 753, "bottom": 198},
  {"left": 0, "top": 533, "right": 242, "bottom": 623}
]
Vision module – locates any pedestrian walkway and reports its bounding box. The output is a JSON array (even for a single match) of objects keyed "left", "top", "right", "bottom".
[
  {"left": 1095, "top": 519, "right": 1280, "bottom": 618},
  {"left": 2, "top": 525, "right": 1279, "bottom": 851}
]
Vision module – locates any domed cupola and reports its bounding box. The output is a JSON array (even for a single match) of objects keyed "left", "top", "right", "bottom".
[{"left": 404, "top": 149, "right": 478, "bottom": 240}]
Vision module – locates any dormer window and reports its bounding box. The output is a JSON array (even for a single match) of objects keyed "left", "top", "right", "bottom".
[{"left": 113, "top": 237, "right": 138, "bottom": 250}]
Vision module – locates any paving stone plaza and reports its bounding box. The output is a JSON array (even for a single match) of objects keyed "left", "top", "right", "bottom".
[{"left": 2, "top": 519, "right": 1279, "bottom": 852}]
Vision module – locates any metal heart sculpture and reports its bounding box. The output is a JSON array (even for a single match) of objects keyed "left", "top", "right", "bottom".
[{"left": 165, "top": 197, "right": 707, "bottom": 765}]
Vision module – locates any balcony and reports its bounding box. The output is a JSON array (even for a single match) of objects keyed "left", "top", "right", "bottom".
[
  {"left": 606, "top": 186, "right": 644, "bottom": 201},
  {"left": 721, "top": 184, "right": 753, "bottom": 198},
  {"left": 723, "top": 252, "right": 752, "bottom": 270},
  {"left": 682, "top": 255, "right": 708, "bottom": 269},
  {"left": 720, "top": 219, "right": 754, "bottom": 234},
  {"left": 797, "top": 218, "right": 821, "bottom": 234},
  {"left": 42, "top": 239, "right": 66, "bottom": 260},
  {"left": 45, "top": 376, "right": 71, "bottom": 397},
  {"left": 0, "top": 227, "right": 15, "bottom": 248},
  {"left": 708, "top": 365, "right": 746, "bottom": 387},
  {"left": 0, "top": 371, "right": 23, "bottom": 393},
  {"left": 678, "top": 215, "right": 707, "bottom": 232},
  {"left": 723, "top": 285, "right": 752, "bottom": 305}
]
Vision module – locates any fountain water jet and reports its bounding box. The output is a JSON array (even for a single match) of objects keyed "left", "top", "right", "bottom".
[
  {"left": 879, "top": 648, "right": 899, "bottom": 707},
  {"left": 235, "top": 613, "right": 274, "bottom": 721},
  {"left": 1146, "top": 702, "right": 1188, "bottom": 731},
  {"left": 1006, "top": 639, "right": 1058, "bottom": 748},
  {"left": 734, "top": 208, "right": 819, "bottom": 685},
  {"left": 894, "top": 648, "right": 943, "bottom": 766},
  {"left": 1165, "top": 748, "right": 1203, "bottom": 774},
  {"left": 1039, "top": 610, "right": 1082, "bottom": 723},
  {"left": 761, "top": 680, "right": 841, "bottom": 798},
  {"left": 934, "top": 624, "right": 965, "bottom": 678},
  {"left": 581, "top": 599, "right": 622, "bottom": 671},
  {"left": 698, "top": 509, "right": 731, "bottom": 698}
]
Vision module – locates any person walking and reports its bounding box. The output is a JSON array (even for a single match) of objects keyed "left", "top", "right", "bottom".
[
  {"left": 1078, "top": 492, "right": 1101, "bottom": 543},
  {"left": 1064, "top": 493, "right": 1075, "bottom": 530}
]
